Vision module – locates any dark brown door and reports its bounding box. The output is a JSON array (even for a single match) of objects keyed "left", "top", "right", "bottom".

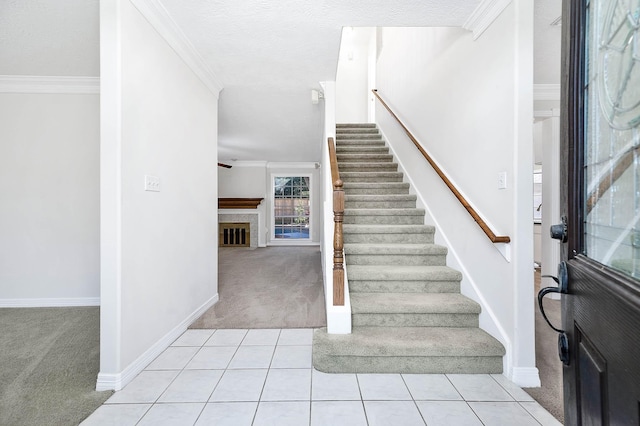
[{"left": 561, "top": 0, "right": 640, "bottom": 424}]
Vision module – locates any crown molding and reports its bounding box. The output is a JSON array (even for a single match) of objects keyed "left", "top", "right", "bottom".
[
  {"left": 463, "top": 0, "right": 512, "bottom": 40},
  {"left": 0, "top": 75, "right": 100, "bottom": 94},
  {"left": 226, "top": 161, "right": 268, "bottom": 168},
  {"left": 130, "top": 0, "right": 223, "bottom": 98},
  {"left": 534, "top": 84, "right": 561, "bottom": 101}
]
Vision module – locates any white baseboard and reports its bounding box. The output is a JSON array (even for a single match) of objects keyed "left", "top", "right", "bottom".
[
  {"left": 510, "top": 367, "right": 541, "bottom": 388},
  {"left": 95, "top": 293, "right": 219, "bottom": 391},
  {"left": 0, "top": 297, "right": 100, "bottom": 307}
]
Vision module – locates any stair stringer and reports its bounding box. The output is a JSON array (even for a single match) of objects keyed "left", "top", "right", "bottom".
[{"left": 377, "top": 125, "right": 515, "bottom": 381}]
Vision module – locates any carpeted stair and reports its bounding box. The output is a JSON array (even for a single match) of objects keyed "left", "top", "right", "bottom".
[{"left": 313, "top": 123, "right": 505, "bottom": 374}]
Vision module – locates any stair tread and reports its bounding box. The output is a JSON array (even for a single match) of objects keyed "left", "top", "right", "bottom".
[
  {"left": 313, "top": 327, "right": 505, "bottom": 357},
  {"left": 344, "top": 194, "right": 416, "bottom": 201},
  {"left": 347, "top": 265, "right": 461, "bottom": 281},
  {"left": 351, "top": 293, "right": 480, "bottom": 314},
  {"left": 345, "top": 243, "right": 447, "bottom": 254},
  {"left": 344, "top": 208, "right": 424, "bottom": 216},
  {"left": 343, "top": 224, "right": 433, "bottom": 233}
]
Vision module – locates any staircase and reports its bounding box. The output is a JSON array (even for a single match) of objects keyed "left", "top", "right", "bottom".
[{"left": 313, "top": 123, "right": 505, "bottom": 374}]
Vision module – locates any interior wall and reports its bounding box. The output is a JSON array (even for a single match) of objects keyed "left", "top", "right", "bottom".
[
  {"left": 99, "top": 0, "right": 219, "bottom": 388},
  {"left": 0, "top": 93, "right": 100, "bottom": 305},
  {"left": 336, "top": 28, "right": 370, "bottom": 123},
  {"left": 375, "top": 1, "right": 537, "bottom": 385},
  {"left": 218, "top": 163, "right": 267, "bottom": 198}
]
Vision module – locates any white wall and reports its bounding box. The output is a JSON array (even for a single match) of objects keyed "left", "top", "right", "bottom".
[
  {"left": 336, "top": 28, "right": 371, "bottom": 123},
  {"left": 0, "top": 93, "right": 100, "bottom": 306},
  {"left": 99, "top": 0, "right": 219, "bottom": 390},
  {"left": 375, "top": 1, "right": 537, "bottom": 386}
]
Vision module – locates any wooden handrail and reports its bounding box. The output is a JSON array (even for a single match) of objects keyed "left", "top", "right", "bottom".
[
  {"left": 328, "top": 137, "right": 345, "bottom": 305},
  {"left": 372, "top": 90, "right": 511, "bottom": 244}
]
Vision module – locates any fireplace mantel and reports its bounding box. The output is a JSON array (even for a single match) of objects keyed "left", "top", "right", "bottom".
[{"left": 218, "top": 198, "right": 264, "bottom": 209}]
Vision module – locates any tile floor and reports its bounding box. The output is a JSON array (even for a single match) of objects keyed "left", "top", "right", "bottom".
[{"left": 82, "top": 329, "right": 562, "bottom": 426}]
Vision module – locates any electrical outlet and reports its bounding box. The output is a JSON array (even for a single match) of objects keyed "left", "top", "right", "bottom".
[
  {"left": 497, "top": 172, "right": 507, "bottom": 189},
  {"left": 144, "top": 175, "right": 160, "bottom": 192}
]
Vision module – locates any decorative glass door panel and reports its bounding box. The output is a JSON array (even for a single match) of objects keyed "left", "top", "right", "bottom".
[
  {"left": 584, "top": 0, "right": 640, "bottom": 279},
  {"left": 273, "top": 176, "right": 310, "bottom": 239}
]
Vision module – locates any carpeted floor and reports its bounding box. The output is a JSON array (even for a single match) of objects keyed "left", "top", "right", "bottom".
[
  {"left": 0, "top": 307, "right": 112, "bottom": 426},
  {"left": 524, "top": 270, "right": 564, "bottom": 423},
  {"left": 190, "top": 246, "right": 327, "bottom": 329}
]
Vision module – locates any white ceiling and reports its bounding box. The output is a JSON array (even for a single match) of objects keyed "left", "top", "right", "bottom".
[
  {"left": 0, "top": 0, "right": 561, "bottom": 163},
  {"left": 533, "top": 0, "right": 562, "bottom": 84}
]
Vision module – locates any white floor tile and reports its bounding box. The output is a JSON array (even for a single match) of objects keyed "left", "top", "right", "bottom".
[
  {"left": 402, "top": 374, "right": 463, "bottom": 401},
  {"left": 171, "top": 330, "right": 215, "bottom": 347},
  {"left": 416, "top": 401, "right": 483, "bottom": 426},
  {"left": 358, "top": 374, "right": 412, "bottom": 400},
  {"left": 186, "top": 346, "right": 237, "bottom": 370},
  {"left": 261, "top": 368, "right": 312, "bottom": 401},
  {"left": 278, "top": 328, "right": 314, "bottom": 345},
  {"left": 468, "top": 401, "right": 541, "bottom": 426},
  {"left": 253, "top": 401, "right": 310, "bottom": 426},
  {"left": 195, "top": 402, "right": 258, "bottom": 426},
  {"left": 80, "top": 404, "right": 150, "bottom": 426},
  {"left": 106, "top": 371, "right": 179, "bottom": 404},
  {"left": 520, "top": 401, "right": 563, "bottom": 426},
  {"left": 311, "top": 401, "right": 367, "bottom": 426},
  {"left": 364, "top": 401, "right": 426, "bottom": 426},
  {"left": 136, "top": 402, "right": 204, "bottom": 426},
  {"left": 228, "top": 345, "right": 275, "bottom": 369},
  {"left": 447, "top": 374, "right": 514, "bottom": 401},
  {"left": 311, "top": 370, "right": 361, "bottom": 401},
  {"left": 205, "top": 329, "right": 248, "bottom": 346},
  {"left": 209, "top": 369, "right": 268, "bottom": 402},
  {"left": 490, "top": 374, "right": 535, "bottom": 401},
  {"left": 270, "top": 345, "right": 312, "bottom": 369},
  {"left": 146, "top": 347, "right": 199, "bottom": 370},
  {"left": 242, "top": 329, "right": 281, "bottom": 346},
  {"left": 158, "top": 370, "right": 223, "bottom": 403}
]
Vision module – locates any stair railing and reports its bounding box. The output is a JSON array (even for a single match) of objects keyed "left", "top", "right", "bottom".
[
  {"left": 328, "top": 138, "right": 344, "bottom": 306},
  {"left": 372, "top": 89, "right": 511, "bottom": 244},
  {"left": 328, "top": 137, "right": 345, "bottom": 306}
]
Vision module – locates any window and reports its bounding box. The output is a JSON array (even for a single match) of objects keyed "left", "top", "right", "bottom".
[{"left": 273, "top": 176, "right": 310, "bottom": 239}]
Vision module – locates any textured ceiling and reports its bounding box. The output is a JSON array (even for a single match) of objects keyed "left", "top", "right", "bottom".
[
  {"left": 0, "top": 0, "right": 99, "bottom": 76},
  {"left": 160, "top": 0, "right": 482, "bottom": 162}
]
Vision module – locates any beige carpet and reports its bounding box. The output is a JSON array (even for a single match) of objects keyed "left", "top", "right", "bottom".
[
  {"left": 524, "top": 270, "right": 564, "bottom": 423},
  {"left": 0, "top": 307, "right": 112, "bottom": 425},
  {"left": 190, "top": 246, "right": 326, "bottom": 329}
]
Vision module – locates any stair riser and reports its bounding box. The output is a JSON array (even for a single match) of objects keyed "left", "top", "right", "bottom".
[
  {"left": 337, "top": 155, "right": 394, "bottom": 162},
  {"left": 336, "top": 129, "right": 379, "bottom": 134},
  {"left": 341, "top": 175, "right": 404, "bottom": 183},
  {"left": 348, "top": 281, "right": 460, "bottom": 293},
  {"left": 336, "top": 147, "right": 390, "bottom": 154},
  {"left": 336, "top": 123, "right": 377, "bottom": 129},
  {"left": 313, "top": 355, "right": 503, "bottom": 374},
  {"left": 345, "top": 200, "right": 416, "bottom": 209},
  {"left": 337, "top": 140, "right": 386, "bottom": 146},
  {"left": 344, "top": 233, "right": 433, "bottom": 244},
  {"left": 343, "top": 215, "right": 424, "bottom": 225},
  {"left": 337, "top": 135, "right": 382, "bottom": 140},
  {"left": 339, "top": 165, "right": 398, "bottom": 172},
  {"left": 346, "top": 254, "right": 446, "bottom": 266},
  {"left": 343, "top": 187, "right": 410, "bottom": 195},
  {"left": 352, "top": 313, "right": 479, "bottom": 328}
]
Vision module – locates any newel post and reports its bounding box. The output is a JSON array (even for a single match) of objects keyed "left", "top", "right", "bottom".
[{"left": 333, "top": 179, "right": 345, "bottom": 306}]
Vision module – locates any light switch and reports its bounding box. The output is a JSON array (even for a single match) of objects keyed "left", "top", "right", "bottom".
[
  {"left": 144, "top": 175, "right": 160, "bottom": 192},
  {"left": 497, "top": 172, "right": 507, "bottom": 189}
]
